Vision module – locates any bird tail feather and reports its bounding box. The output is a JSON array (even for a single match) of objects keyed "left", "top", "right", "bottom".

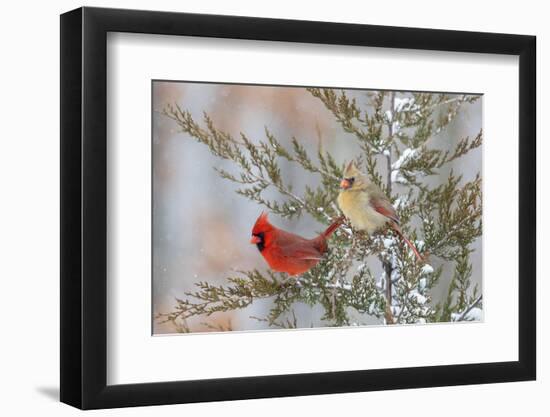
[
  {"left": 391, "top": 224, "right": 423, "bottom": 261},
  {"left": 322, "top": 216, "right": 344, "bottom": 238}
]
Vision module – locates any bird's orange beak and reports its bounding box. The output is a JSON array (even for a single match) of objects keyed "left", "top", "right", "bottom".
[
  {"left": 250, "top": 235, "right": 261, "bottom": 244},
  {"left": 340, "top": 179, "right": 351, "bottom": 189}
]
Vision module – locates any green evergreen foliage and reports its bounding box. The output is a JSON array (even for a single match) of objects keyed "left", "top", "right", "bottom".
[{"left": 157, "top": 89, "right": 483, "bottom": 330}]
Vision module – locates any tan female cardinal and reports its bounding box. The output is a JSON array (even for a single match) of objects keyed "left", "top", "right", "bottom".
[
  {"left": 337, "top": 161, "right": 423, "bottom": 260},
  {"left": 250, "top": 212, "right": 342, "bottom": 276}
]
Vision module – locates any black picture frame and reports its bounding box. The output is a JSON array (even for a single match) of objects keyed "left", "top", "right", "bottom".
[{"left": 60, "top": 6, "right": 536, "bottom": 410}]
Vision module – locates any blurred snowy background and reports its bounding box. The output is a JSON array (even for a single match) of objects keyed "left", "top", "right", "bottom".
[{"left": 152, "top": 81, "right": 482, "bottom": 334}]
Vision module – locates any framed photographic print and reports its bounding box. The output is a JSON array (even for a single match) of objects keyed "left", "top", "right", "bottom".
[{"left": 60, "top": 6, "right": 536, "bottom": 409}]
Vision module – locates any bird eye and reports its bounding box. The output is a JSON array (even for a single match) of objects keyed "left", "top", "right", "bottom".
[{"left": 346, "top": 177, "right": 355, "bottom": 184}]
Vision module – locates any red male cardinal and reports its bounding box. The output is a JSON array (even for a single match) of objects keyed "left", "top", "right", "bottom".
[
  {"left": 250, "top": 212, "right": 342, "bottom": 276},
  {"left": 337, "top": 161, "right": 423, "bottom": 261}
]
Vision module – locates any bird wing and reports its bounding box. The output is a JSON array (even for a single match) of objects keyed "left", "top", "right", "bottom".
[
  {"left": 277, "top": 242, "right": 323, "bottom": 261},
  {"left": 370, "top": 196, "right": 400, "bottom": 225}
]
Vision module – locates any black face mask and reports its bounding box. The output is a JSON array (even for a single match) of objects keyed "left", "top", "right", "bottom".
[{"left": 253, "top": 232, "right": 265, "bottom": 252}]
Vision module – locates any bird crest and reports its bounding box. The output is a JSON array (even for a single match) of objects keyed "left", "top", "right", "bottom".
[
  {"left": 343, "top": 160, "right": 360, "bottom": 177},
  {"left": 252, "top": 211, "right": 273, "bottom": 235}
]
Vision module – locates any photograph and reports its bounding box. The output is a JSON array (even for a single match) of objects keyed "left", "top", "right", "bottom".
[{"left": 152, "top": 81, "right": 483, "bottom": 334}]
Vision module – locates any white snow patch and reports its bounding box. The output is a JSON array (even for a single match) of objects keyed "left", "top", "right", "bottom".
[
  {"left": 390, "top": 268, "right": 400, "bottom": 283},
  {"left": 368, "top": 301, "right": 377, "bottom": 314},
  {"left": 390, "top": 170, "right": 407, "bottom": 184},
  {"left": 421, "top": 264, "right": 434, "bottom": 274},
  {"left": 383, "top": 238, "right": 395, "bottom": 249},
  {"left": 418, "top": 278, "right": 427, "bottom": 290},
  {"left": 392, "top": 148, "right": 418, "bottom": 170},
  {"left": 394, "top": 196, "right": 409, "bottom": 209},
  {"left": 390, "top": 148, "right": 418, "bottom": 184},
  {"left": 394, "top": 97, "right": 415, "bottom": 112},
  {"left": 340, "top": 226, "right": 353, "bottom": 237},
  {"left": 409, "top": 292, "right": 427, "bottom": 304},
  {"left": 451, "top": 307, "right": 483, "bottom": 322},
  {"left": 326, "top": 282, "right": 352, "bottom": 291},
  {"left": 465, "top": 307, "right": 483, "bottom": 321},
  {"left": 392, "top": 121, "right": 401, "bottom": 134}
]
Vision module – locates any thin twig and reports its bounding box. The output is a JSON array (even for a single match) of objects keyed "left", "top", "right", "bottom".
[{"left": 457, "top": 295, "right": 483, "bottom": 321}]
